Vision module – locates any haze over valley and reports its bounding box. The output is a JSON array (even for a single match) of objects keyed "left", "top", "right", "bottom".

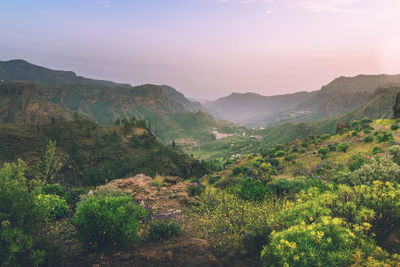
[{"left": 2, "top": 1, "right": 400, "bottom": 266}]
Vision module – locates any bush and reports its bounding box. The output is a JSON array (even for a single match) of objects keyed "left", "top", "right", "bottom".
[
  {"left": 208, "top": 175, "right": 221, "bottom": 184},
  {"left": 65, "top": 187, "right": 89, "bottom": 209},
  {"left": 238, "top": 177, "right": 267, "bottom": 201},
  {"left": 42, "top": 183, "right": 65, "bottom": 197},
  {"left": 372, "top": 146, "right": 383, "bottom": 155},
  {"left": 72, "top": 196, "right": 148, "bottom": 250},
  {"left": 364, "top": 136, "right": 374, "bottom": 143},
  {"left": 375, "top": 131, "right": 394, "bottom": 143},
  {"left": 319, "top": 134, "right": 331, "bottom": 141},
  {"left": 274, "top": 150, "right": 286, "bottom": 157},
  {"left": 348, "top": 156, "right": 365, "bottom": 172},
  {"left": 337, "top": 142, "right": 350, "bottom": 152},
  {"left": 391, "top": 124, "right": 399, "bottom": 130},
  {"left": 284, "top": 154, "right": 297, "bottom": 162},
  {"left": 328, "top": 144, "right": 336, "bottom": 151},
  {"left": 298, "top": 148, "right": 307, "bottom": 154},
  {"left": 242, "top": 225, "right": 272, "bottom": 258},
  {"left": 0, "top": 160, "right": 48, "bottom": 266},
  {"left": 351, "top": 130, "right": 358, "bottom": 136},
  {"left": 148, "top": 221, "right": 181, "bottom": 241},
  {"left": 266, "top": 177, "right": 326, "bottom": 197},
  {"left": 231, "top": 167, "right": 242, "bottom": 176},
  {"left": 264, "top": 184, "right": 400, "bottom": 265},
  {"left": 261, "top": 217, "right": 376, "bottom": 267},
  {"left": 318, "top": 147, "right": 329, "bottom": 155},
  {"left": 188, "top": 183, "right": 205, "bottom": 196},
  {"left": 37, "top": 194, "right": 69, "bottom": 220}
]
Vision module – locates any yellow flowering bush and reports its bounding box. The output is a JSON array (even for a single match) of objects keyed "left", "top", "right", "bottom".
[
  {"left": 261, "top": 217, "right": 383, "bottom": 267},
  {"left": 37, "top": 193, "right": 68, "bottom": 220}
]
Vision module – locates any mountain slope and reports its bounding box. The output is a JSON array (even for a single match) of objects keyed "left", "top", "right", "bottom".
[
  {"left": 205, "top": 91, "right": 314, "bottom": 126},
  {"left": 0, "top": 81, "right": 78, "bottom": 124},
  {"left": 0, "top": 119, "right": 208, "bottom": 185},
  {"left": 0, "top": 59, "right": 238, "bottom": 143},
  {"left": 206, "top": 74, "right": 400, "bottom": 127},
  {"left": 160, "top": 85, "right": 205, "bottom": 112}
]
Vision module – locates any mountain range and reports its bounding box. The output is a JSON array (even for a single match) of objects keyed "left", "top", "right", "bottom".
[
  {"left": 206, "top": 74, "right": 400, "bottom": 127},
  {"left": 0, "top": 59, "right": 238, "bottom": 143}
]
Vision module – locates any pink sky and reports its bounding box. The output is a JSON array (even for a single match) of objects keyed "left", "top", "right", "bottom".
[{"left": 1, "top": 0, "right": 400, "bottom": 99}]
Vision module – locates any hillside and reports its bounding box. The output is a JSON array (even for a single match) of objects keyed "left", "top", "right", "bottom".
[
  {"left": 0, "top": 81, "right": 79, "bottom": 124},
  {"left": 160, "top": 85, "right": 206, "bottom": 112},
  {"left": 206, "top": 74, "right": 400, "bottom": 127},
  {"left": 188, "top": 85, "right": 400, "bottom": 160},
  {"left": 0, "top": 119, "right": 208, "bottom": 186},
  {"left": 7, "top": 118, "right": 400, "bottom": 266},
  {"left": 205, "top": 91, "right": 313, "bottom": 126},
  {"left": 0, "top": 60, "right": 238, "bottom": 143}
]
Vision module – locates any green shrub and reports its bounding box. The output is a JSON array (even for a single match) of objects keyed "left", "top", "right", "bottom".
[
  {"left": 337, "top": 142, "right": 350, "bottom": 152},
  {"left": 65, "top": 187, "right": 89, "bottom": 209},
  {"left": 37, "top": 194, "right": 68, "bottom": 220},
  {"left": 360, "top": 118, "right": 373, "bottom": 124},
  {"left": 391, "top": 124, "right": 399, "bottom": 130},
  {"left": 266, "top": 177, "right": 326, "bottom": 197},
  {"left": 348, "top": 156, "right": 365, "bottom": 172},
  {"left": 375, "top": 131, "right": 394, "bottom": 143},
  {"left": 318, "top": 147, "right": 329, "bottom": 155},
  {"left": 364, "top": 136, "right": 374, "bottom": 143},
  {"left": 72, "top": 196, "right": 148, "bottom": 250},
  {"left": 261, "top": 217, "right": 376, "bottom": 267},
  {"left": 274, "top": 150, "right": 286, "bottom": 157},
  {"left": 372, "top": 146, "right": 383, "bottom": 155},
  {"left": 42, "top": 183, "right": 65, "bottom": 197},
  {"left": 328, "top": 144, "right": 336, "bottom": 151},
  {"left": 319, "top": 134, "right": 331, "bottom": 141},
  {"left": 209, "top": 175, "right": 221, "bottom": 184},
  {"left": 389, "top": 145, "right": 400, "bottom": 165},
  {"left": 238, "top": 177, "right": 267, "bottom": 201},
  {"left": 242, "top": 225, "right": 272, "bottom": 258},
  {"left": 263, "top": 184, "right": 400, "bottom": 265},
  {"left": 298, "top": 148, "right": 306, "bottom": 154},
  {"left": 188, "top": 183, "right": 204, "bottom": 196},
  {"left": 351, "top": 130, "right": 358, "bottom": 136},
  {"left": 252, "top": 161, "right": 261, "bottom": 168},
  {"left": 148, "top": 221, "right": 181, "bottom": 241},
  {"left": 231, "top": 167, "right": 242, "bottom": 176},
  {"left": 0, "top": 160, "right": 46, "bottom": 266},
  {"left": 284, "top": 154, "right": 297, "bottom": 162}
]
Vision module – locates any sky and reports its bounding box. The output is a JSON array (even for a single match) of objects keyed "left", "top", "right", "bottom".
[{"left": 1, "top": 0, "right": 400, "bottom": 100}]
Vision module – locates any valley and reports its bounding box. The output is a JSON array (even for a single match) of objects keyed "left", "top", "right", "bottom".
[{"left": 2, "top": 59, "right": 400, "bottom": 267}]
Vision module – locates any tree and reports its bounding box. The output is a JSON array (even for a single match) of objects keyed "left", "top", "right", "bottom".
[
  {"left": 31, "top": 141, "right": 62, "bottom": 184},
  {"left": 172, "top": 140, "right": 176, "bottom": 149},
  {"left": 73, "top": 112, "right": 79, "bottom": 121}
]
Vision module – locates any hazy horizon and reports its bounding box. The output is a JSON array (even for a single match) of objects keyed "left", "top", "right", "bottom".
[{"left": 1, "top": 0, "right": 400, "bottom": 99}]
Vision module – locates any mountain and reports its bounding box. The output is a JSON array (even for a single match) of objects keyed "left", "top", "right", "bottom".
[
  {"left": 0, "top": 59, "right": 238, "bottom": 143},
  {"left": 0, "top": 81, "right": 78, "bottom": 124},
  {"left": 0, "top": 59, "right": 126, "bottom": 87},
  {"left": 206, "top": 74, "right": 400, "bottom": 127},
  {"left": 160, "top": 85, "right": 206, "bottom": 112},
  {"left": 205, "top": 91, "right": 314, "bottom": 126},
  {"left": 189, "top": 85, "right": 400, "bottom": 160}
]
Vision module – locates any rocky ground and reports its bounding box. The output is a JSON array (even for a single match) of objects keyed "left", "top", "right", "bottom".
[{"left": 68, "top": 174, "right": 221, "bottom": 267}]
